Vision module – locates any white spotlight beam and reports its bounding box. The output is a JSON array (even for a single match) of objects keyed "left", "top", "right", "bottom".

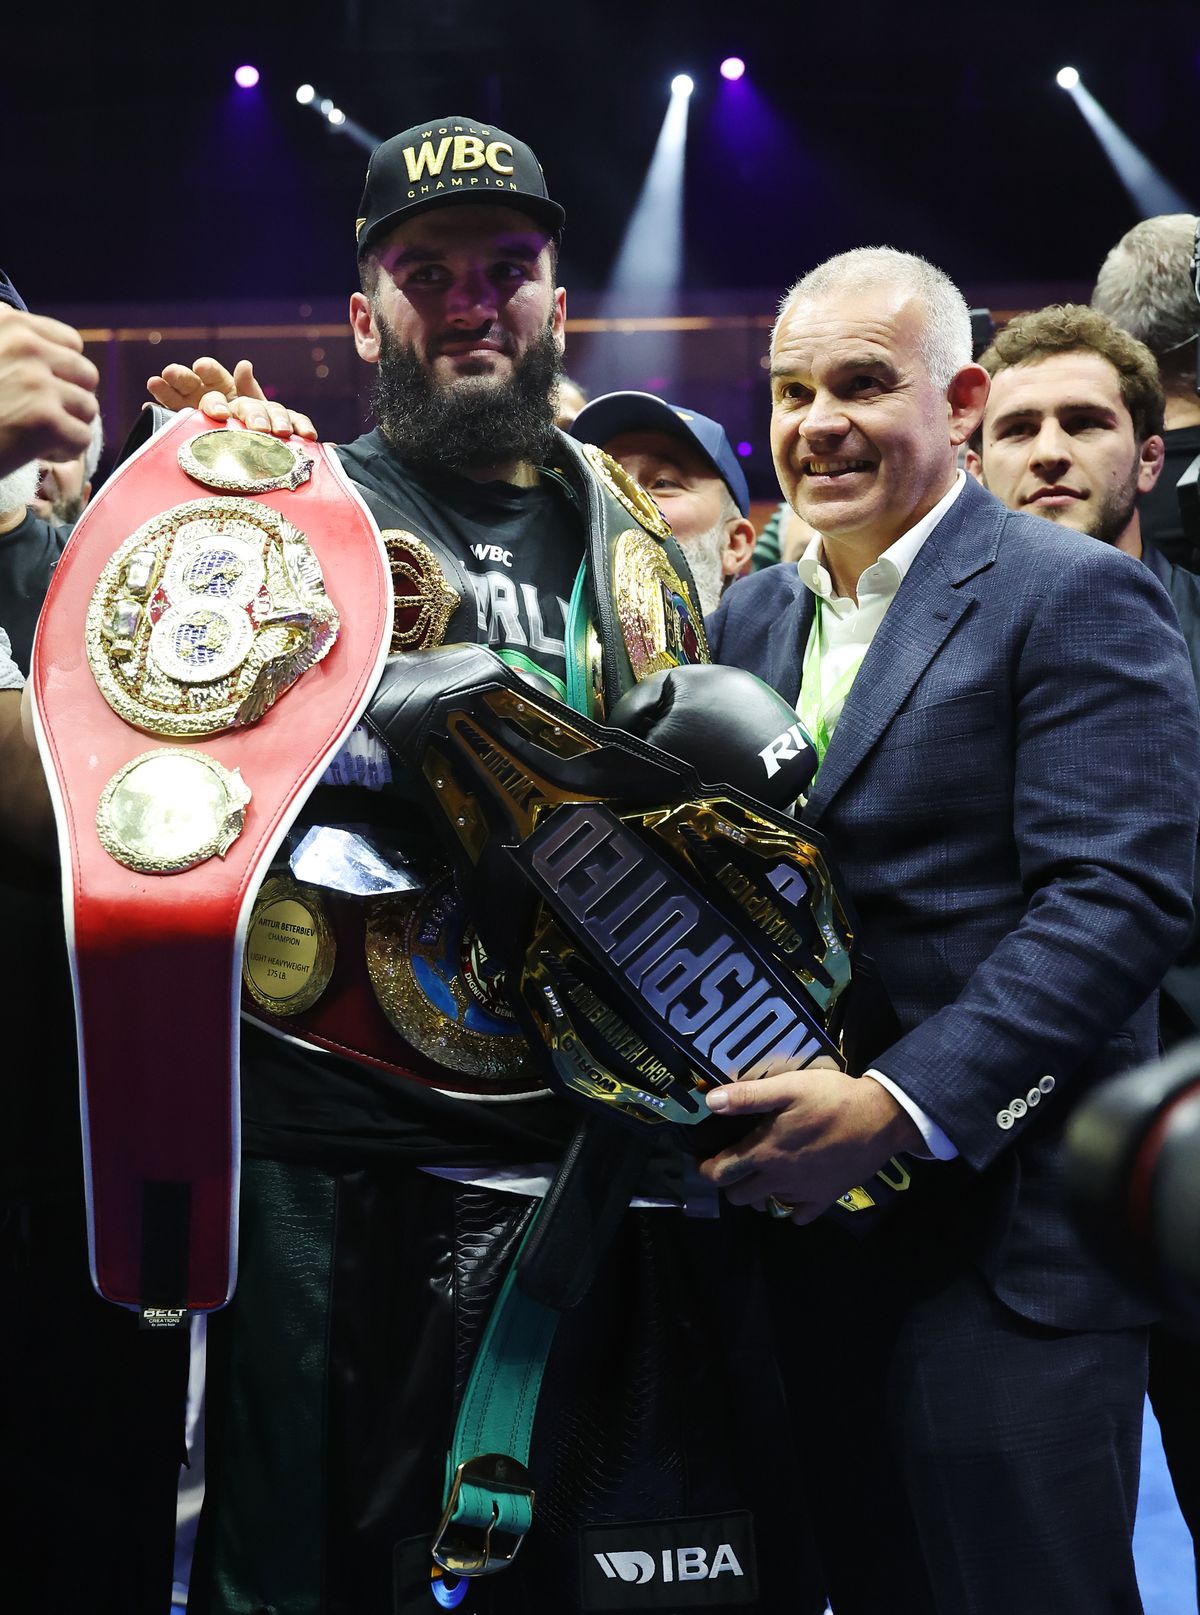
[
  {"left": 608, "top": 83, "right": 693, "bottom": 298},
  {"left": 295, "top": 85, "right": 379, "bottom": 154},
  {"left": 1064, "top": 77, "right": 1191, "bottom": 217}
]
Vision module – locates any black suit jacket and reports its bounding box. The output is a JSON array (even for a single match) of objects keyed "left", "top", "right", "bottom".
[
  {"left": 708, "top": 477, "right": 1200, "bottom": 1329},
  {"left": 1144, "top": 541, "right": 1200, "bottom": 1044}
]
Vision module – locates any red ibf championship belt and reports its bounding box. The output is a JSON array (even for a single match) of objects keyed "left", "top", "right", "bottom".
[{"left": 32, "top": 411, "right": 392, "bottom": 1320}]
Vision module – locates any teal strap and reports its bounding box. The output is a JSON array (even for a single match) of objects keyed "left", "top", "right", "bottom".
[
  {"left": 433, "top": 1213, "right": 560, "bottom": 1576},
  {"left": 432, "top": 562, "right": 598, "bottom": 1579},
  {"left": 495, "top": 647, "right": 568, "bottom": 704},
  {"left": 563, "top": 560, "right": 593, "bottom": 718}
]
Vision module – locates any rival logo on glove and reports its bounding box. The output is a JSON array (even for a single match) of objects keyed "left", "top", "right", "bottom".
[{"left": 759, "top": 722, "right": 811, "bottom": 780}]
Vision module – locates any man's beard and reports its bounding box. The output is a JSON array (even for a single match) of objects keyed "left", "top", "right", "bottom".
[
  {"left": 1087, "top": 473, "right": 1140, "bottom": 547},
  {"left": 1032, "top": 452, "right": 1140, "bottom": 547},
  {"left": 677, "top": 518, "right": 730, "bottom": 617},
  {"left": 0, "top": 460, "right": 39, "bottom": 520},
  {"left": 371, "top": 316, "right": 561, "bottom": 474},
  {"left": 46, "top": 488, "right": 87, "bottom": 525}
]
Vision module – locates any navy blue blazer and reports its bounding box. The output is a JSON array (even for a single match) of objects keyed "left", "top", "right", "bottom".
[{"left": 708, "top": 476, "right": 1200, "bottom": 1328}]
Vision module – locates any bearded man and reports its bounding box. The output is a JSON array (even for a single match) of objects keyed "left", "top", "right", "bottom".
[{"left": 144, "top": 118, "right": 821, "bottom": 1615}]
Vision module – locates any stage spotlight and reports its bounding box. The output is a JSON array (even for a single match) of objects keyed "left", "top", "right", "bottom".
[
  {"left": 1061, "top": 73, "right": 1190, "bottom": 216},
  {"left": 593, "top": 68, "right": 695, "bottom": 391},
  {"left": 234, "top": 65, "right": 260, "bottom": 90},
  {"left": 611, "top": 77, "right": 693, "bottom": 294},
  {"left": 720, "top": 57, "right": 746, "bottom": 82},
  {"left": 294, "top": 85, "right": 380, "bottom": 151},
  {"left": 736, "top": 441, "right": 752, "bottom": 458},
  {"left": 1056, "top": 66, "right": 1080, "bottom": 90}
]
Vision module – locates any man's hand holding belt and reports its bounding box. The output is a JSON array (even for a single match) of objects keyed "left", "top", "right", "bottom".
[
  {"left": 700, "top": 1063, "right": 926, "bottom": 1222},
  {"left": 610, "top": 663, "right": 928, "bottom": 1223}
]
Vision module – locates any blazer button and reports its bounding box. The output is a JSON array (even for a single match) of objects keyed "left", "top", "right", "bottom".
[
  {"left": 997, "top": 1109, "right": 1014, "bottom": 1129},
  {"left": 1010, "top": 1097, "right": 1028, "bottom": 1118},
  {"left": 1026, "top": 1087, "right": 1041, "bottom": 1107},
  {"left": 1039, "top": 1075, "right": 1055, "bottom": 1094}
]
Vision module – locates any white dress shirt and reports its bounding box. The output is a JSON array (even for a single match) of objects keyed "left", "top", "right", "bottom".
[{"left": 796, "top": 473, "right": 966, "bottom": 1161}]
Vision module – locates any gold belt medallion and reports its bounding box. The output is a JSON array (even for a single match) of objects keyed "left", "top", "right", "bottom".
[
  {"left": 178, "top": 428, "right": 313, "bottom": 494},
  {"left": 577, "top": 443, "right": 673, "bottom": 541},
  {"left": 242, "top": 875, "right": 336, "bottom": 1015},
  {"left": 365, "top": 871, "right": 536, "bottom": 1082},
  {"left": 381, "top": 529, "right": 461, "bottom": 652},
  {"left": 96, "top": 748, "right": 251, "bottom": 874},
  {"left": 86, "top": 496, "right": 339, "bottom": 738},
  {"left": 614, "top": 528, "right": 709, "bottom": 680}
]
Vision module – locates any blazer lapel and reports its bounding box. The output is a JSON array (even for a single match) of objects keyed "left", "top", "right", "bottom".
[
  {"left": 766, "top": 586, "right": 814, "bottom": 707},
  {"left": 804, "top": 478, "right": 1004, "bottom": 823}
]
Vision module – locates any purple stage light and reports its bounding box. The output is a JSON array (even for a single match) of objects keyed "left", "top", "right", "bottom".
[
  {"left": 736, "top": 441, "right": 753, "bottom": 457},
  {"left": 720, "top": 57, "right": 746, "bottom": 82},
  {"left": 234, "top": 65, "right": 260, "bottom": 89}
]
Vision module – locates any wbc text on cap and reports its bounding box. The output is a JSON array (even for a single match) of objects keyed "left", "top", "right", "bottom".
[{"left": 356, "top": 117, "right": 566, "bottom": 256}]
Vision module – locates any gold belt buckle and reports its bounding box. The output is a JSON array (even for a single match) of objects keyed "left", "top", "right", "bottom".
[{"left": 431, "top": 1453, "right": 534, "bottom": 1577}]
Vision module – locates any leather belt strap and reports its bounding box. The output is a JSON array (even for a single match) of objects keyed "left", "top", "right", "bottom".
[
  {"left": 32, "top": 410, "right": 392, "bottom": 1314},
  {"left": 432, "top": 1212, "right": 557, "bottom": 1578},
  {"left": 432, "top": 1118, "right": 657, "bottom": 1578}
]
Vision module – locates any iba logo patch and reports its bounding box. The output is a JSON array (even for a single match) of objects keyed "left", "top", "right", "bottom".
[{"left": 580, "top": 1512, "right": 757, "bottom": 1610}]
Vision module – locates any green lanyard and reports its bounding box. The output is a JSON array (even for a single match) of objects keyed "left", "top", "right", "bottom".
[
  {"left": 797, "top": 597, "right": 867, "bottom": 764},
  {"left": 430, "top": 540, "right": 597, "bottom": 1588}
]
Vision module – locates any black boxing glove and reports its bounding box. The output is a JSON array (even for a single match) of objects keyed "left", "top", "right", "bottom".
[{"left": 608, "top": 663, "right": 818, "bottom": 811}]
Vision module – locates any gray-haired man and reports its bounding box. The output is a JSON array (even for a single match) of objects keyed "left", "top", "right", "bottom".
[
  {"left": 704, "top": 245, "right": 1199, "bottom": 1615},
  {"left": 1093, "top": 213, "right": 1200, "bottom": 568}
]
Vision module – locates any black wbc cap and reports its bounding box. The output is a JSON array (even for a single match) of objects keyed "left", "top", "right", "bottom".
[{"left": 356, "top": 116, "right": 565, "bottom": 257}]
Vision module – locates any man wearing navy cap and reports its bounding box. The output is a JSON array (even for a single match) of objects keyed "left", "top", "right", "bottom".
[{"left": 571, "top": 390, "right": 756, "bottom": 613}]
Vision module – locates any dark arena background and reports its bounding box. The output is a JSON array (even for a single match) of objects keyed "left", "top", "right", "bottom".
[
  {"left": 3, "top": 2, "right": 1199, "bottom": 1609},
  {"left": 3, "top": 0, "right": 1196, "bottom": 508}
]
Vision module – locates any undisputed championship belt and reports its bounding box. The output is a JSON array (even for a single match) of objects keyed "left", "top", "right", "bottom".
[
  {"left": 32, "top": 411, "right": 392, "bottom": 1317},
  {"left": 366, "top": 646, "right": 899, "bottom": 1584},
  {"left": 235, "top": 435, "right": 716, "bottom": 1106},
  {"left": 369, "top": 644, "right": 854, "bottom": 1133}
]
